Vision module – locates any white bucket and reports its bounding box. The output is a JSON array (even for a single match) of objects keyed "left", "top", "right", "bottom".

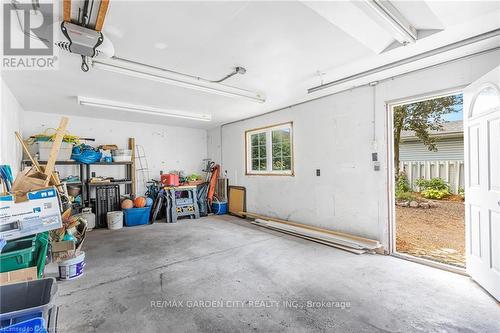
[
  {"left": 107, "top": 211, "right": 123, "bottom": 230},
  {"left": 58, "top": 251, "right": 85, "bottom": 280}
]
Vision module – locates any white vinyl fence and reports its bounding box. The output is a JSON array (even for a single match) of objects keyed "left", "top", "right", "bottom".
[{"left": 400, "top": 160, "right": 464, "bottom": 194}]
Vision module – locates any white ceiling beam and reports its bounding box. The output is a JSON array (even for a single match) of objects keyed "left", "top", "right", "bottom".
[
  {"left": 308, "top": 29, "right": 500, "bottom": 94},
  {"left": 302, "top": 1, "right": 394, "bottom": 54},
  {"left": 358, "top": 0, "right": 418, "bottom": 46}
]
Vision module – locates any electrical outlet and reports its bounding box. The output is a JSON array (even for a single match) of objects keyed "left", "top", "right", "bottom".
[
  {"left": 316, "top": 169, "right": 321, "bottom": 176},
  {"left": 372, "top": 152, "right": 378, "bottom": 161}
]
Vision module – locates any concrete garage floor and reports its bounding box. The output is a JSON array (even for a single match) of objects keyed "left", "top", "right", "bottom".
[{"left": 48, "top": 215, "right": 500, "bottom": 333}]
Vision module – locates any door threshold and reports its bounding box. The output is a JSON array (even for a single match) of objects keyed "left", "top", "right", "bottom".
[{"left": 392, "top": 252, "right": 467, "bottom": 276}]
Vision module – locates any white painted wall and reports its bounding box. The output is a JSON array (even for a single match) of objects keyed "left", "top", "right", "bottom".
[
  {"left": 207, "top": 127, "right": 222, "bottom": 164},
  {"left": 22, "top": 111, "right": 208, "bottom": 195},
  {"left": 0, "top": 78, "right": 23, "bottom": 178},
  {"left": 209, "top": 50, "right": 500, "bottom": 248}
]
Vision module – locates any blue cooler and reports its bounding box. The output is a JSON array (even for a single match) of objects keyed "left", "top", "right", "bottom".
[
  {"left": 212, "top": 201, "right": 228, "bottom": 215},
  {"left": 123, "top": 207, "right": 152, "bottom": 226}
]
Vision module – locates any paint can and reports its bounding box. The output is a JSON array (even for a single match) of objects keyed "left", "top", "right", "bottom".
[
  {"left": 107, "top": 211, "right": 123, "bottom": 230},
  {"left": 58, "top": 251, "right": 85, "bottom": 280}
]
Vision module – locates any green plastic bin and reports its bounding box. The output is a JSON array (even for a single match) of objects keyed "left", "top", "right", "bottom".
[
  {"left": 0, "top": 233, "right": 49, "bottom": 278},
  {"left": 0, "top": 236, "right": 36, "bottom": 273},
  {"left": 33, "top": 233, "right": 49, "bottom": 279}
]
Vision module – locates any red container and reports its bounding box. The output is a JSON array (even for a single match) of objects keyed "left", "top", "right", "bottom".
[{"left": 161, "top": 173, "right": 179, "bottom": 186}]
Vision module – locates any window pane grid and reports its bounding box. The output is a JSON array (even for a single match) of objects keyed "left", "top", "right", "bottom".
[
  {"left": 247, "top": 124, "right": 292, "bottom": 174},
  {"left": 250, "top": 132, "right": 267, "bottom": 171},
  {"left": 271, "top": 129, "right": 291, "bottom": 171}
]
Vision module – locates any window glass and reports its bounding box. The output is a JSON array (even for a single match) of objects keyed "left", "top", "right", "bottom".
[
  {"left": 246, "top": 123, "right": 293, "bottom": 175},
  {"left": 272, "top": 128, "right": 291, "bottom": 171},
  {"left": 250, "top": 133, "right": 267, "bottom": 171},
  {"left": 472, "top": 85, "right": 500, "bottom": 117}
]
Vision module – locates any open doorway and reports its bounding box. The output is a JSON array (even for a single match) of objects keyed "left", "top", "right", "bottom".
[{"left": 390, "top": 91, "right": 465, "bottom": 269}]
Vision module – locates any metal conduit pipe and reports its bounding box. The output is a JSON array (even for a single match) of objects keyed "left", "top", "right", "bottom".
[{"left": 222, "top": 46, "right": 500, "bottom": 128}]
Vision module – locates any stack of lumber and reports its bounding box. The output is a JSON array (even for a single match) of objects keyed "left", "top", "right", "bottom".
[{"left": 241, "top": 212, "right": 383, "bottom": 255}]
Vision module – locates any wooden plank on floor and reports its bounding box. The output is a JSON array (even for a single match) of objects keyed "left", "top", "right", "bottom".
[
  {"left": 253, "top": 219, "right": 373, "bottom": 250},
  {"left": 250, "top": 221, "right": 366, "bottom": 255},
  {"left": 241, "top": 211, "right": 381, "bottom": 247}
]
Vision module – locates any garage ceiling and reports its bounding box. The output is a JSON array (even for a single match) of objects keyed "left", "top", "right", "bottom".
[{"left": 2, "top": 0, "right": 499, "bottom": 129}]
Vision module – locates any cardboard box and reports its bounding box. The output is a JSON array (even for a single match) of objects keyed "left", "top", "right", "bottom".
[
  {"left": 0, "top": 186, "right": 62, "bottom": 240},
  {"left": 0, "top": 267, "right": 38, "bottom": 285},
  {"left": 52, "top": 240, "right": 76, "bottom": 253},
  {"left": 52, "top": 240, "right": 76, "bottom": 262},
  {"left": 51, "top": 226, "right": 87, "bottom": 263}
]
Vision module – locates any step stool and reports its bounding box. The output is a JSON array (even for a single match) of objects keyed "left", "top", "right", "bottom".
[{"left": 165, "top": 186, "right": 200, "bottom": 223}]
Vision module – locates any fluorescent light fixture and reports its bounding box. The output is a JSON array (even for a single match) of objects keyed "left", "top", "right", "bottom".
[
  {"left": 77, "top": 96, "right": 212, "bottom": 122},
  {"left": 362, "top": 0, "right": 417, "bottom": 45},
  {"left": 92, "top": 58, "right": 265, "bottom": 103}
]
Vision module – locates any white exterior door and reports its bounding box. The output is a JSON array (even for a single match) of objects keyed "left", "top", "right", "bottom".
[{"left": 464, "top": 66, "right": 500, "bottom": 301}]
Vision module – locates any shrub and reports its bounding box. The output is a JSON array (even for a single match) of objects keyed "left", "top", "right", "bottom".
[
  {"left": 421, "top": 188, "right": 450, "bottom": 200},
  {"left": 458, "top": 187, "right": 465, "bottom": 199},
  {"left": 396, "top": 191, "right": 416, "bottom": 202},
  {"left": 396, "top": 172, "right": 411, "bottom": 193},
  {"left": 415, "top": 177, "right": 449, "bottom": 191}
]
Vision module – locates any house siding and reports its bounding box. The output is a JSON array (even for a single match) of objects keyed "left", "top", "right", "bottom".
[{"left": 400, "top": 137, "right": 464, "bottom": 161}]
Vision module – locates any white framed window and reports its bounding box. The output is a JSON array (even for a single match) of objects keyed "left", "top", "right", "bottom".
[{"left": 245, "top": 122, "right": 294, "bottom": 176}]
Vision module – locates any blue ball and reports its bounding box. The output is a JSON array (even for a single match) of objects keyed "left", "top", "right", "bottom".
[{"left": 145, "top": 197, "right": 154, "bottom": 207}]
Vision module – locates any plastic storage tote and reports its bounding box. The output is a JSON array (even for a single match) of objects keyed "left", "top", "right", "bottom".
[
  {"left": 0, "top": 236, "right": 36, "bottom": 273},
  {"left": 35, "top": 141, "right": 73, "bottom": 161},
  {"left": 0, "top": 233, "right": 49, "bottom": 278},
  {"left": 111, "top": 149, "right": 132, "bottom": 162},
  {"left": 0, "top": 318, "right": 47, "bottom": 333},
  {"left": 0, "top": 278, "right": 57, "bottom": 328},
  {"left": 123, "top": 207, "right": 152, "bottom": 227}
]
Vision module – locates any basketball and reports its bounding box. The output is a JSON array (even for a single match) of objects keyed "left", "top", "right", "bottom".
[
  {"left": 134, "top": 197, "right": 147, "bottom": 208},
  {"left": 121, "top": 199, "right": 134, "bottom": 209}
]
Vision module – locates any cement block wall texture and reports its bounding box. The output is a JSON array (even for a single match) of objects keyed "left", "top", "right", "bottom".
[
  {"left": 209, "top": 50, "right": 500, "bottom": 248},
  {"left": 21, "top": 111, "right": 208, "bottom": 195},
  {"left": 0, "top": 78, "right": 23, "bottom": 177}
]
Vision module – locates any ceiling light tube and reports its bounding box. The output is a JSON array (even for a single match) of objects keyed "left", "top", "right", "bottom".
[
  {"left": 77, "top": 96, "right": 212, "bottom": 122},
  {"left": 92, "top": 58, "right": 265, "bottom": 103},
  {"left": 362, "top": 0, "right": 417, "bottom": 45}
]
